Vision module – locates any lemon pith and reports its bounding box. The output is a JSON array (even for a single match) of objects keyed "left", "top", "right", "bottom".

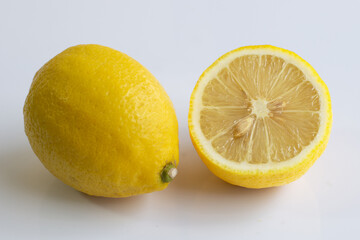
[
  {"left": 188, "top": 45, "right": 332, "bottom": 188},
  {"left": 24, "top": 44, "right": 179, "bottom": 197}
]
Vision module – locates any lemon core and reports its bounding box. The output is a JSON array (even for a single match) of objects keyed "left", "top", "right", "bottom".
[{"left": 251, "top": 99, "right": 269, "bottom": 118}]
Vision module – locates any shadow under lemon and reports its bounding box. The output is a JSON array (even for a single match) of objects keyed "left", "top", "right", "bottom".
[
  {"left": 0, "top": 131, "right": 284, "bottom": 219},
  {"left": 156, "top": 127, "right": 286, "bottom": 224},
  {"left": 0, "top": 143, "right": 147, "bottom": 215}
]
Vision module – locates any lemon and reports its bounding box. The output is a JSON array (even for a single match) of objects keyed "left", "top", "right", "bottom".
[
  {"left": 24, "top": 44, "right": 179, "bottom": 197},
  {"left": 188, "top": 45, "right": 332, "bottom": 188}
]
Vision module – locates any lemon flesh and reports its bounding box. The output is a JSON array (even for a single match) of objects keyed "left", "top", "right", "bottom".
[
  {"left": 189, "top": 45, "right": 332, "bottom": 188},
  {"left": 24, "top": 44, "right": 179, "bottom": 197}
]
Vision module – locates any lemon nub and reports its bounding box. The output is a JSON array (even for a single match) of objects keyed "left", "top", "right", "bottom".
[{"left": 161, "top": 163, "right": 178, "bottom": 183}]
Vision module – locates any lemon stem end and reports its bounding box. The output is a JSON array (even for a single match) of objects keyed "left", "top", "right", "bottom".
[{"left": 161, "top": 163, "right": 178, "bottom": 183}]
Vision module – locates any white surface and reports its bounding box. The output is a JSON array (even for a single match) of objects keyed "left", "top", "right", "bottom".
[{"left": 1, "top": 1, "right": 359, "bottom": 239}]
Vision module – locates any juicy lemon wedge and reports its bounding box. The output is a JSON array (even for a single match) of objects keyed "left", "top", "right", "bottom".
[{"left": 188, "top": 45, "right": 332, "bottom": 188}]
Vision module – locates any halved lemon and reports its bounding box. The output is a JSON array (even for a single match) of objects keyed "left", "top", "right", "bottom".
[{"left": 188, "top": 45, "right": 332, "bottom": 188}]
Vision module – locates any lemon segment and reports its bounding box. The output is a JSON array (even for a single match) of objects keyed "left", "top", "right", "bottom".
[{"left": 189, "top": 45, "right": 332, "bottom": 188}]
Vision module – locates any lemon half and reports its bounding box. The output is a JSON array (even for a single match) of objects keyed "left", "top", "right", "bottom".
[{"left": 188, "top": 45, "right": 332, "bottom": 188}]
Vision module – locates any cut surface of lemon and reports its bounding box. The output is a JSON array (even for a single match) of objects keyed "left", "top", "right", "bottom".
[{"left": 188, "top": 45, "right": 332, "bottom": 188}]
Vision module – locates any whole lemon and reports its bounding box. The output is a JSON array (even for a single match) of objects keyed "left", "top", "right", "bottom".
[{"left": 24, "top": 44, "right": 179, "bottom": 197}]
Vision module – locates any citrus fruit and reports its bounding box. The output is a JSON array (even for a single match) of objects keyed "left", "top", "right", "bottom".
[
  {"left": 188, "top": 45, "right": 332, "bottom": 188},
  {"left": 24, "top": 44, "right": 179, "bottom": 197}
]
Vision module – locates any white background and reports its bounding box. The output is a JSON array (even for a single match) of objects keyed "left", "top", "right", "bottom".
[{"left": 1, "top": 0, "right": 359, "bottom": 239}]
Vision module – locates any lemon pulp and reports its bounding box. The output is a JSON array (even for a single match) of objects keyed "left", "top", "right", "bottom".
[
  {"left": 189, "top": 45, "right": 332, "bottom": 188},
  {"left": 201, "top": 54, "right": 320, "bottom": 165}
]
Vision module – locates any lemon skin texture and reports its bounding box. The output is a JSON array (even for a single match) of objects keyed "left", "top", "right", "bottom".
[{"left": 24, "top": 44, "right": 179, "bottom": 197}]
